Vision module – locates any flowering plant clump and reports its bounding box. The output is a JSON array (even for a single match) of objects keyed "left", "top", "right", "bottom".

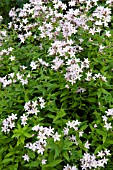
[{"left": 0, "top": 0, "right": 113, "bottom": 169}]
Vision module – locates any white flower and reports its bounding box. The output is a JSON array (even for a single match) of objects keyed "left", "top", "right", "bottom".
[
  {"left": 9, "top": 55, "right": 15, "bottom": 61},
  {"left": 84, "top": 141, "right": 91, "bottom": 149},
  {"left": 11, "top": 113, "right": 17, "bottom": 120},
  {"left": 71, "top": 165, "right": 78, "bottom": 170},
  {"left": 38, "top": 97, "right": 44, "bottom": 103},
  {"left": 41, "top": 159, "right": 47, "bottom": 165},
  {"left": 16, "top": 72, "right": 23, "bottom": 80},
  {"left": 105, "top": 108, "right": 113, "bottom": 116},
  {"left": 20, "top": 78, "right": 28, "bottom": 85},
  {"left": 63, "top": 164, "right": 78, "bottom": 170},
  {"left": 85, "top": 71, "right": 92, "bottom": 81},
  {"left": 8, "top": 47, "right": 13, "bottom": 52},
  {"left": 24, "top": 101, "right": 31, "bottom": 111},
  {"left": 30, "top": 61, "right": 37, "bottom": 70},
  {"left": 66, "top": 120, "right": 81, "bottom": 129},
  {"left": 63, "top": 127, "right": 69, "bottom": 135},
  {"left": 102, "top": 115, "right": 108, "bottom": 122},
  {"left": 105, "top": 30, "right": 111, "bottom": 37},
  {"left": 101, "top": 157, "right": 108, "bottom": 165},
  {"left": 44, "top": 126, "right": 54, "bottom": 137},
  {"left": 104, "top": 122, "right": 112, "bottom": 131},
  {"left": 9, "top": 122, "right": 15, "bottom": 129},
  {"left": 97, "top": 150, "right": 105, "bottom": 158},
  {"left": 99, "top": 45, "right": 105, "bottom": 52},
  {"left": 104, "top": 149, "right": 111, "bottom": 156},
  {"left": 63, "top": 164, "right": 71, "bottom": 170},
  {"left": 20, "top": 114, "right": 28, "bottom": 126},
  {"left": 97, "top": 159, "right": 105, "bottom": 167},
  {"left": 29, "top": 143, "right": 37, "bottom": 152},
  {"left": 20, "top": 65, "right": 27, "bottom": 70},
  {"left": 32, "top": 100, "right": 38, "bottom": 108},
  {"left": 37, "top": 131, "right": 47, "bottom": 142},
  {"left": 2, "top": 119, "right": 9, "bottom": 127},
  {"left": 76, "top": 87, "right": 86, "bottom": 93},
  {"left": 37, "top": 145, "right": 45, "bottom": 155},
  {"left": 69, "top": 135, "right": 78, "bottom": 145},
  {"left": 9, "top": 73, "right": 15, "bottom": 78},
  {"left": 1, "top": 31, "right": 7, "bottom": 36},
  {"left": 32, "top": 125, "right": 40, "bottom": 131},
  {"left": 22, "top": 154, "right": 29, "bottom": 162},
  {"left": 94, "top": 124, "right": 97, "bottom": 128},
  {"left": 18, "top": 34, "right": 25, "bottom": 43},
  {"left": 53, "top": 132, "right": 61, "bottom": 142},
  {"left": 69, "top": 1, "right": 76, "bottom": 6},
  {"left": 40, "top": 102, "right": 45, "bottom": 109},
  {"left": 51, "top": 56, "right": 64, "bottom": 71},
  {"left": 79, "top": 131, "right": 84, "bottom": 137}
]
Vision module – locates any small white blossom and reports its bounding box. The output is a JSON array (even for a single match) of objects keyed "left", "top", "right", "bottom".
[
  {"left": 9, "top": 55, "right": 15, "bottom": 61},
  {"left": 84, "top": 141, "right": 91, "bottom": 149},
  {"left": 41, "top": 159, "right": 47, "bottom": 165},
  {"left": 53, "top": 132, "right": 61, "bottom": 142},
  {"left": 30, "top": 61, "right": 37, "bottom": 70},
  {"left": 22, "top": 154, "right": 29, "bottom": 162}
]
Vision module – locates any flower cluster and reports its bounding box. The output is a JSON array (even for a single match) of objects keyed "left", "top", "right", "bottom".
[
  {"left": 51, "top": 56, "right": 64, "bottom": 71},
  {"left": 0, "top": 47, "right": 13, "bottom": 61},
  {"left": 80, "top": 149, "right": 111, "bottom": 169},
  {"left": 24, "top": 98, "right": 45, "bottom": 115},
  {"left": 63, "top": 120, "right": 83, "bottom": 146},
  {"left": 16, "top": 71, "right": 30, "bottom": 86},
  {"left": 0, "top": 72, "right": 16, "bottom": 88},
  {"left": 24, "top": 124, "right": 61, "bottom": 157},
  {"left": 1, "top": 113, "right": 17, "bottom": 133},
  {"left": 21, "top": 98, "right": 45, "bottom": 126},
  {"left": 102, "top": 108, "right": 113, "bottom": 131},
  {"left": 64, "top": 58, "right": 90, "bottom": 85}
]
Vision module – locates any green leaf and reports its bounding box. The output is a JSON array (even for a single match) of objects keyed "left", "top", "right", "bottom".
[
  {"left": 5, "top": 152, "right": 14, "bottom": 158},
  {"left": 97, "top": 88, "right": 102, "bottom": 98},
  {"left": 2, "top": 158, "right": 13, "bottom": 164},
  {"left": 24, "top": 161, "right": 40, "bottom": 168},
  {"left": 104, "top": 140, "right": 113, "bottom": 147},
  {"left": 44, "top": 159, "right": 62, "bottom": 168},
  {"left": 27, "top": 150, "right": 35, "bottom": 159},
  {"left": 79, "top": 122, "right": 88, "bottom": 131},
  {"left": 53, "top": 108, "right": 66, "bottom": 122},
  {"left": 96, "top": 129, "right": 106, "bottom": 137},
  {"left": 54, "top": 145, "right": 61, "bottom": 159},
  {"left": 87, "top": 97, "right": 96, "bottom": 103},
  {"left": 62, "top": 151, "right": 69, "bottom": 161},
  {"left": 62, "top": 140, "right": 73, "bottom": 150},
  {"left": 95, "top": 145, "right": 103, "bottom": 154},
  {"left": 20, "top": 136, "right": 25, "bottom": 144},
  {"left": 103, "top": 134, "right": 107, "bottom": 144},
  {"left": 17, "top": 124, "right": 22, "bottom": 131},
  {"left": 24, "top": 133, "right": 31, "bottom": 138},
  {"left": 102, "top": 88, "right": 110, "bottom": 95},
  {"left": 47, "top": 114, "right": 55, "bottom": 119},
  {"left": 48, "top": 150, "right": 55, "bottom": 163}
]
